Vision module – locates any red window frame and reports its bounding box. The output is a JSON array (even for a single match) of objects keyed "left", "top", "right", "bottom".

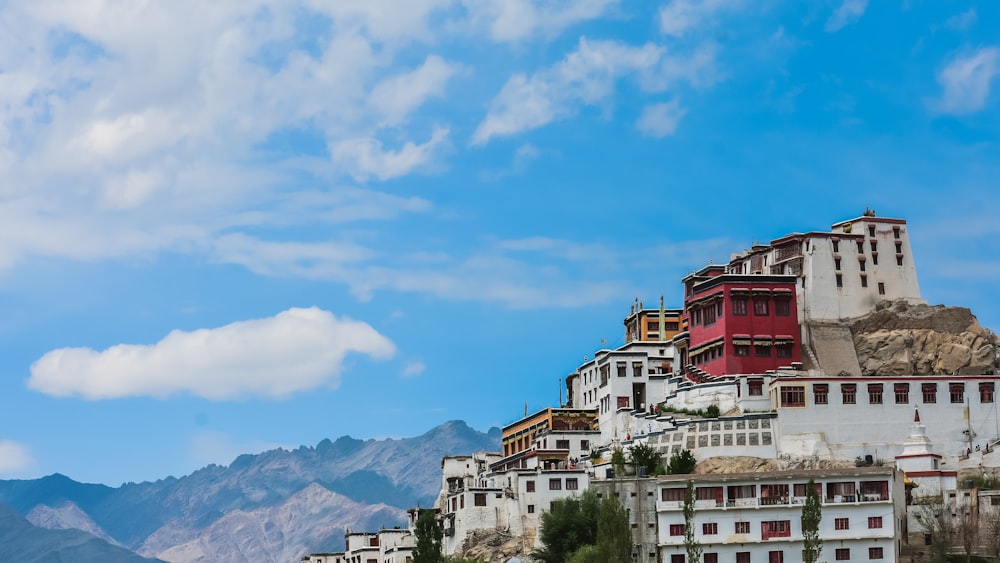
[
  {"left": 868, "top": 516, "right": 883, "bottom": 529},
  {"left": 834, "top": 517, "right": 849, "bottom": 530},
  {"left": 668, "top": 524, "right": 684, "bottom": 536}
]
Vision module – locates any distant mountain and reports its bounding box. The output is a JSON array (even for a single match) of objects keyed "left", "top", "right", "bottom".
[
  {"left": 0, "top": 502, "right": 164, "bottom": 563},
  {"left": 0, "top": 420, "right": 501, "bottom": 563}
]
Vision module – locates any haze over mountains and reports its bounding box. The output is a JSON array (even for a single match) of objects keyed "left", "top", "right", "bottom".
[{"left": 0, "top": 420, "right": 501, "bottom": 563}]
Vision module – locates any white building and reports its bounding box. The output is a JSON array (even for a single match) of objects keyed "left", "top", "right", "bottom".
[
  {"left": 656, "top": 466, "right": 905, "bottom": 563},
  {"left": 727, "top": 211, "right": 923, "bottom": 323}
]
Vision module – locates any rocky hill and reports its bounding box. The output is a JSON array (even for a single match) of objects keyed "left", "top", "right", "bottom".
[
  {"left": 851, "top": 301, "right": 999, "bottom": 376},
  {"left": 0, "top": 420, "right": 500, "bottom": 563}
]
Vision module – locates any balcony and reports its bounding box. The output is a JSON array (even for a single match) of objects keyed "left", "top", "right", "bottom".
[{"left": 660, "top": 494, "right": 889, "bottom": 510}]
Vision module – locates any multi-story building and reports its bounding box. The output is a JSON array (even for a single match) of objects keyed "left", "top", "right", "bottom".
[
  {"left": 726, "top": 210, "right": 922, "bottom": 323},
  {"left": 656, "top": 467, "right": 905, "bottom": 563},
  {"left": 498, "top": 408, "right": 596, "bottom": 462},
  {"left": 678, "top": 266, "right": 801, "bottom": 377}
]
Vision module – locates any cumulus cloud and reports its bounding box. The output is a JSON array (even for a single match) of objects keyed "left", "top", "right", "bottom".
[
  {"left": 28, "top": 308, "right": 396, "bottom": 400},
  {"left": 0, "top": 440, "right": 34, "bottom": 474},
  {"left": 472, "top": 38, "right": 664, "bottom": 144},
  {"left": 636, "top": 100, "right": 687, "bottom": 137},
  {"left": 369, "top": 55, "right": 460, "bottom": 126},
  {"left": 331, "top": 127, "right": 450, "bottom": 182},
  {"left": 658, "top": 0, "right": 740, "bottom": 37},
  {"left": 465, "top": 0, "right": 620, "bottom": 42},
  {"left": 826, "top": 0, "right": 867, "bottom": 32},
  {"left": 932, "top": 47, "right": 999, "bottom": 114}
]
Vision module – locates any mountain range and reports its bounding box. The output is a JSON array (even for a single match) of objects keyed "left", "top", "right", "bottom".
[{"left": 0, "top": 420, "right": 501, "bottom": 562}]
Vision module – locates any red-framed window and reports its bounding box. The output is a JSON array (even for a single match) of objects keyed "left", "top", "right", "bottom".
[
  {"left": 836, "top": 548, "right": 851, "bottom": 560},
  {"left": 780, "top": 386, "right": 805, "bottom": 407},
  {"left": 813, "top": 384, "right": 828, "bottom": 405},
  {"left": 869, "top": 547, "right": 884, "bottom": 559},
  {"left": 981, "top": 382, "right": 995, "bottom": 403},
  {"left": 662, "top": 487, "right": 685, "bottom": 502},
  {"left": 842, "top": 383, "right": 857, "bottom": 404},
  {"left": 951, "top": 382, "right": 965, "bottom": 403},
  {"left": 735, "top": 521, "right": 750, "bottom": 534},
  {"left": 834, "top": 517, "right": 849, "bottom": 530},
  {"left": 868, "top": 516, "right": 883, "bottom": 529},
  {"left": 702, "top": 523, "right": 718, "bottom": 535},
  {"left": 748, "top": 379, "right": 763, "bottom": 395},
  {"left": 923, "top": 383, "right": 937, "bottom": 403},
  {"left": 868, "top": 383, "right": 883, "bottom": 404},
  {"left": 761, "top": 520, "right": 791, "bottom": 539},
  {"left": 768, "top": 551, "right": 783, "bottom": 563},
  {"left": 669, "top": 524, "right": 684, "bottom": 536},
  {"left": 895, "top": 383, "right": 909, "bottom": 404}
]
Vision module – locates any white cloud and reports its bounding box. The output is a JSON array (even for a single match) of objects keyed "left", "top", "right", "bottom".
[
  {"left": 0, "top": 440, "right": 34, "bottom": 474},
  {"left": 943, "top": 8, "right": 977, "bottom": 32},
  {"left": 188, "top": 430, "right": 288, "bottom": 467},
  {"left": 369, "top": 56, "right": 460, "bottom": 126},
  {"left": 658, "top": 0, "right": 740, "bottom": 37},
  {"left": 932, "top": 47, "right": 1000, "bottom": 115},
  {"left": 330, "top": 127, "right": 450, "bottom": 182},
  {"left": 28, "top": 307, "right": 396, "bottom": 400},
  {"left": 636, "top": 100, "right": 687, "bottom": 137},
  {"left": 472, "top": 38, "right": 664, "bottom": 144},
  {"left": 825, "top": 0, "right": 868, "bottom": 32},
  {"left": 465, "top": 0, "right": 620, "bottom": 43},
  {"left": 401, "top": 361, "right": 426, "bottom": 378}
]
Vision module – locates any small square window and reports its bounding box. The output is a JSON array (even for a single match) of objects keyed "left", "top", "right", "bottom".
[
  {"left": 836, "top": 548, "right": 851, "bottom": 560},
  {"left": 702, "top": 522, "right": 718, "bottom": 535},
  {"left": 549, "top": 479, "right": 561, "bottom": 490},
  {"left": 835, "top": 517, "right": 849, "bottom": 530},
  {"left": 527, "top": 504, "right": 535, "bottom": 514},
  {"left": 870, "top": 546, "right": 884, "bottom": 559},
  {"left": 868, "top": 516, "right": 883, "bottom": 528}
]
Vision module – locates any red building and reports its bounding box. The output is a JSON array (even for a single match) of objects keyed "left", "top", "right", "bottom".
[{"left": 678, "top": 265, "right": 801, "bottom": 376}]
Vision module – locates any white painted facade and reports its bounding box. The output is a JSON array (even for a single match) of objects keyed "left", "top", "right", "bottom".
[{"left": 656, "top": 467, "right": 905, "bottom": 563}]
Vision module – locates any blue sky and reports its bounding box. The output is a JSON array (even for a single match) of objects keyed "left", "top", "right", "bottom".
[{"left": 0, "top": 0, "right": 998, "bottom": 486}]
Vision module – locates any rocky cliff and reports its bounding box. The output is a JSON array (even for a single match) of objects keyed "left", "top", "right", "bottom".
[{"left": 850, "top": 301, "right": 999, "bottom": 376}]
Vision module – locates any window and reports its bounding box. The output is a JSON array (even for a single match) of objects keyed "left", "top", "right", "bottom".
[
  {"left": 776, "top": 343, "right": 793, "bottom": 358},
  {"left": 834, "top": 257, "right": 841, "bottom": 270},
  {"left": 662, "top": 487, "right": 685, "bottom": 502},
  {"left": 814, "top": 384, "right": 829, "bottom": 404},
  {"left": 581, "top": 439, "right": 590, "bottom": 450},
  {"left": 525, "top": 480, "right": 535, "bottom": 492},
  {"left": 857, "top": 240, "right": 864, "bottom": 253},
  {"left": 749, "top": 379, "right": 763, "bottom": 396},
  {"left": 859, "top": 259, "right": 866, "bottom": 272},
  {"left": 702, "top": 522, "right": 718, "bottom": 535},
  {"left": 549, "top": 479, "right": 561, "bottom": 490},
  {"left": 868, "top": 516, "right": 883, "bottom": 529},
  {"left": 923, "top": 383, "right": 937, "bottom": 403},
  {"left": 780, "top": 386, "right": 805, "bottom": 407},
  {"left": 893, "top": 226, "right": 900, "bottom": 239},
  {"left": 703, "top": 304, "right": 716, "bottom": 326},
  {"left": 895, "top": 383, "right": 909, "bottom": 404},
  {"left": 832, "top": 240, "right": 840, "bottom": 253},
  {"left": 755, "top": 344, "right": 771, "bottom": 357},
  {"left": 897, "top": 255, "right": 904, "bottom": 266},
  {"left": 870, "top": 547, "right": 884, "bottom": 559},
  {"left": 873, "top": 253, "right": 879, "bottom": 265},
  {"left": 861, "top": 275, "right": 868, "bottom": 288},
  {"left": 736, "top": 553, "right": 750, "bottom": 563},
  {"left": 981, "top": 382, "right": 995, "bottom": 403},
  {"left": 556, "top": 439, "right": 570, "bottom": 449},
  {"left": 733, "top": 297, "right": 748, "bottom": 316},
  {"left": 878, "top": 282, "right": 885, "bottom": 295},
  {"left": 836, "top": 274, "right": 843, "bottom": 288},
  {"left": 474, "top": 493, "right": 487, "bottom": 506},
  {"left": 761, "top": 520, "right": 791, "bottom": 539},
  {"left": 735, "top": 521, "right": 751, "bottom": 534},
  {"left": 735, "top": 345, "right": 750, "bottom": 357},
  {"left": 632, "top": 362, "right": 643, "bottom": 377},
  {"left": 871, "top": 240, "right": 878, "bottom": 252},
  {"left": 527, "top": 504, "right": 535, "bottom": 513},
  {"left": 754, "top": 298, "right": 769, "bottom": 316},
  {"left": 868, "top": 383, "right": 883, "bottom": 404},
  {"left": 951, "top": 382, "right": 965, "bottom": 404},
  {"left": 671, "top": 555, "right": 685, "bottom": 563},
  {"left": 617, "top": 363, "right": 626, "bottom": 377},
  {"left": 704, "top": 554, "right": 718, "bottom": 563},
  {"left": 566, "top": 478, "right": 578, "bottom": 490},
  {"left": 842, "top": 383, "right": 857, "bottom": 404},
  {"left": 896, "top": 241, "right": 903, "bottom": 253},
  {"left": 836, "top": 548, "right": 851, "bottom": 560},
  {"left": 775, "top": 299, "right": 791, "bottom": 316},
  {"left": 834, "top": 517, "right": 849, "bottom": 530},
  {"left": 669, "top": 524, "right": 684, "bottom": 536},
  {"left": 768, "top": 551, "right": 783, "bottom": 563}
]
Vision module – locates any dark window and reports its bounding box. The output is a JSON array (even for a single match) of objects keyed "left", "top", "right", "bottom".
[
  {"left": 702, "top": 522, "right": 718, "bottom": 535},
  {"left": 814, "top": 384, "right": 829, "bottom": 404},
  {"left": 527, "top": 504, "right": 535, "bottom": 513},
  {"left": 780, "top": 386, "right": 805, "bottom": 407},
  {"left": 873, "top": 253, "right": 879, "bottom": 265},
  {"left": 762, "top": 520, "right": 791, "bottom": 539},
  {"left": 617, "top": 363, "right": 626, "bottom": 377},
  {"left": 869, "top": 225, "right": 876, "bottom": 237},
  {"left": 835, "top": 517, "right": 849, "bottom": 530},
  {"left": 981, "top": 382, "right": 995, "bottom": 403},
  {"left": 836, "top": 548, "right": 850, "bottom": 560},
  {"left": 733, "top": 297, "right": 748, "bottom": 316},
  {"left": 859, "top": 259, "right": 866, "bottom": 272},
  {"left": 662, "top": 487, "right": 685, "bottom": 502},
  {"left": 581, "top": 440, "right": 590, "bottom": 450},
  {"left": 735, "top": 345, "right": 750, "bottom": 357},
  {"left": 749, "top": 380, "right": 763, "bottom": 396},
  {"left": 754, "top": 298, "right": 769, "bottom": 316},
  {"left": 951, "top": 383, "right": 965, "bottom": 404},
  {"left": 735, "top": 521, "right": 751, "bottom": 534},
  {"left": 834, "top": 257, "right": 841, "bottom": 270},
  {"left": 878, "top": 282, "right": 885, "bottom": 295},
  {"left": 836, "top": 274, "right": 843, "bottom": 288},
  {"left": 671, "top": 555, "right": 684, "bottom": 563},
  {"left": 632, "top": 362, "right": 642, "bottom": 377},
  {"left": 842, "top": 384, "right": 857, "bottom": 404},
  {"left": 775, "top": 299, "right": 791, "bottom": 316},
  {"left": 703, "top": 304, "right": 716, "bottom": 326},
  {"left": 704, "top": 554, "right": 718, "bottom": 563},
  {"left": 549, "top": 479, "right": 561, "bottom": 490},
  {"left": 566, "top": 478, "right": 578, "bottom": 490},
  {"left": 857, "top": 241, "right": 864, "bottom": 253},
  {"left": 736, "top": 553, "right": 750, "bottom": 563},
  {"left": 755, "top": 344, "right": 771, "bottom": 357},
  {"left": 868, "top": 383, "right": 883, "bottom": 404},
  {"left": 861, "top": 275, "right": 868, "bottom": 288},
  {"left": 474, "top": 493, "right": 487, "bottom": 506},
  {"left": 896, "top": 241, "right": 903, "bottom": 253},
  {"left": 768, "top": 552, "right": 783, "bottom": 563},
  {"left": 923, "top": 383, "right": 937, "bottom": 403},
  {"left": 895, "top": 383, "right": 909, "bottom": 404},
  {"left": 525, "top": 480, "right": 535, "bottom": 492},
  {"left": 870, "top": 546, "right": 884, "bottom": 559},
  {"left": 871, "top": 241, "right": 877, "bottom": 252},
  {"left": 897, "top": 255, "right": 904, "bottom": 266},
  {"left": 776, "top": 343, "right": 793, "bottom": 358},
  {"left": 669, "top": 524, "right": 684, "bottom": 536},
  {"left": 832, "top": 240, "right": 840, "bottom": 253},
  {"left": 868, "top": 516, "right": 883, "bottom": 529},
  {"left": 556, "top": 439, "right": 570, "bottom": 449},
  {"left": 893, "top": 226, "right": 900, "bottom": 239}
]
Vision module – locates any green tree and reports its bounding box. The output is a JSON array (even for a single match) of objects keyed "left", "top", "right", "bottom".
[
  {"left": 413, "top": 509, "right": 443, "bottom": 563},
  {"left": 533, "top": 489, "right": 600, "bottom": 563},
  {"left": 596, "top": 496, "right": 632, "bottom": 563},
  {"left": 667, "top": 449, "right": 697, "bottom": 475},
  {"left": 683, "top": 480, "right": 702, "bottom": 563},
  {"left": 611, "top": 448, "right": 627, "bottom": 477},
  {"left": 628, "top": 442, "right": 662, "bottom": 476},
  {"left": 801, "top": 478, "right": 823, "bottom": 563},
  {"left": 566, "top": 544, "right": 601, "bottom": 563}
]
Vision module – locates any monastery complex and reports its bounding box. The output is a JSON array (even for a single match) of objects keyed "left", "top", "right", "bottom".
[{"left": 305, "top": 211, "right": 1000, "bottom": 563}]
